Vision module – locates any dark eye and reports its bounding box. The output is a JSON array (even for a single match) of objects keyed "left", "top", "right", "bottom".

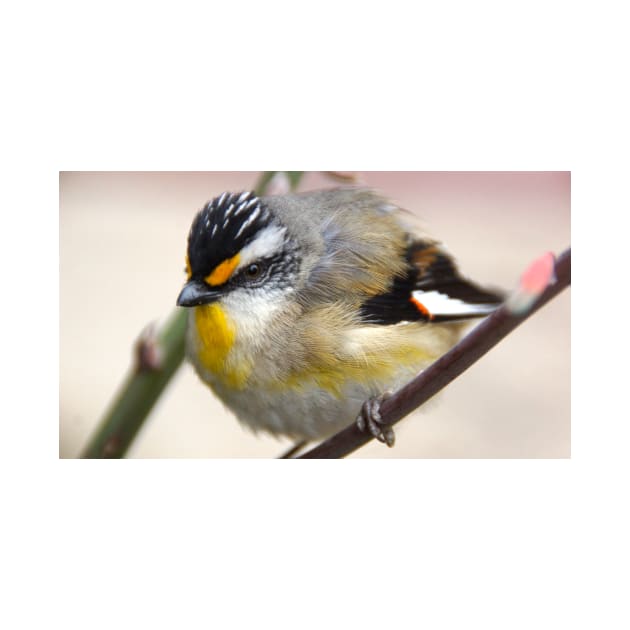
[{"left": 245, "top": 263, "right": 263, "bottom": 279}]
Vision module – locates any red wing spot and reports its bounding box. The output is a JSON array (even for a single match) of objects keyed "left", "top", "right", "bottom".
[{"left": 410, "top": 296, "right": 434, "bottom": 320}]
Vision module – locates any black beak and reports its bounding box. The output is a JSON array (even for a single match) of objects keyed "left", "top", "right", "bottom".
[{"left": 177, "top": 281, "right": 222, "bottom": 307}]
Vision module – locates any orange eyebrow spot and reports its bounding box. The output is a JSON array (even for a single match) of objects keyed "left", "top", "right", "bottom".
[
  {"left": 185, "top": 255, "right": 192, "bottom": 279},
  {"left": 410, "top": 296, "right": 434, "bottom": 320},
  {"left": 205, "top": 253, "right": 240, "bottom": 286}
]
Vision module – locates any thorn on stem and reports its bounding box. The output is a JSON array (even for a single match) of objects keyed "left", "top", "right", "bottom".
[
  {"left": 134, "top": 324, "right": 163, "bottom": 373},
  {"left": 102, "top": 435, "right": 121, "bottom": 457}
]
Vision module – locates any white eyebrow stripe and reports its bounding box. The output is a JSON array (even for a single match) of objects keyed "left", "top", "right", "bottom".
[{"left": 236, "top": 225, "right": 286, "bottom": 270}]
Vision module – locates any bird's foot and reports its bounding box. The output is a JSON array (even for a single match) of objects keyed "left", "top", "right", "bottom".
[{"left": 356, "top": 392, "right": 395, "bottom": 447}]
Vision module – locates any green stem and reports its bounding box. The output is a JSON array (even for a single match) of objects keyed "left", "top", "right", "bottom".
[
  {"left": 80, "top": 309, "right": 187, "bottom": 458},
  {"left": 80, "top": 171, "right": 305, "bottom": 458},
  {"left": 254, "top": 171, "right": 305, "bottom": 195}
]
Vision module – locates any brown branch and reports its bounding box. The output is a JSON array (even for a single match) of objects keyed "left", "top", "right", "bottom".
[{"left": 298, "top": 247, "right": 571, "bottom": 459}]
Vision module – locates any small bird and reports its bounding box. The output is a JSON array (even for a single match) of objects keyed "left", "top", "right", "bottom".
[{"left": 177, "top": 188, "right": 503, "bottom": 448}]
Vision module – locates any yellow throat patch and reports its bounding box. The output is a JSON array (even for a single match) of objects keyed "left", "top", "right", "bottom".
[{"left": 193, "top": 303, "right": 249, "bottom": 388}]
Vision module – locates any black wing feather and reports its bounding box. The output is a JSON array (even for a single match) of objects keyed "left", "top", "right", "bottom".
[{"left": 359, "top": 240, "right": 504, "bottom": 325}]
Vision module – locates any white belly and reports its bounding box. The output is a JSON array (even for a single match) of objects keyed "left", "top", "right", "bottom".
[{"left": 207, "top": 366, "right": 420, "bottom": 441}]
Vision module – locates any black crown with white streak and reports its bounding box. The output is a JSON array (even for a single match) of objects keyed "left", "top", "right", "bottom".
[{"left": 187, "top": 191, "right": 271, "bottom": 279}]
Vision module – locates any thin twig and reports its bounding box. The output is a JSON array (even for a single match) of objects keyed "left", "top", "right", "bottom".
[
  {"left": 298, "top": 248, "right": 571, "bottom": 459},
  {"left": 277, "top": 440, "right": 309, "bottom": 459},
  {"left": 323, "top": 171, "right": 359, "bottom": 184}
]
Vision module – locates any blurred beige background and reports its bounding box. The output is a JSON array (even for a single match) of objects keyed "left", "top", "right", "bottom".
[{"left": 59, "top": 172, "right": 570, "bottom": 458}]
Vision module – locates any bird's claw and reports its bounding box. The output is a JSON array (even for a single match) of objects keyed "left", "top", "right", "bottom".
[{"left": 356, "top": 392, "right": 395, "bottom": 447}]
